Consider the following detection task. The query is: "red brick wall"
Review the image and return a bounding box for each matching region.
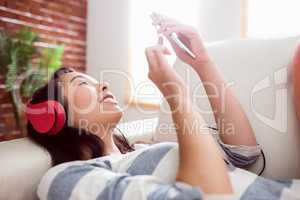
[0,0,87,141]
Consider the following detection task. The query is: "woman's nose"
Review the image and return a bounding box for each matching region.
[98,82,109,92]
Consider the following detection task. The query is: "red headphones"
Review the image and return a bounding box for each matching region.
[25,100,66,135]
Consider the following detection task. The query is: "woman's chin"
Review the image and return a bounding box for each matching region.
[98,100,120,110]
[102,103,123,115]
[111,104,123,115]
[111,105,123,117]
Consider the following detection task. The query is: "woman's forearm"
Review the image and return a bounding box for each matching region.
[192,61,257,146]
[160,80,233,194]
[145,44,232,194]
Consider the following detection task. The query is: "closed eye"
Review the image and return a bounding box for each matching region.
[78,81,88,86]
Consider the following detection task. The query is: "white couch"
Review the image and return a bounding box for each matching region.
[0,118,159,200]
[1,37,300,200]
[156,36,300,180]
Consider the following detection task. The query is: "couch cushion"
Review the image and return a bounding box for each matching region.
[0,138,51,200]
[155,37,300,179]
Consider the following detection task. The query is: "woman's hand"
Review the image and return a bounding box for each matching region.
[145,40,185,97]
[156,19,211,67]
[145,43,171,87]
[158,20,258,148]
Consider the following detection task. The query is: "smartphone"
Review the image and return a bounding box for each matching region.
[150,12,196,59]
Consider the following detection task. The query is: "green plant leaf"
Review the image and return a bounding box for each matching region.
[15,27,38,45]
[2,27,39,94]
[1,26,64,98]
[39,45,64,78]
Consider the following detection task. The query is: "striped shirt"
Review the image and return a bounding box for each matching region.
[37,142,300,200]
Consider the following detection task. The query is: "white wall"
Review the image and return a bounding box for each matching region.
[198,0,243,42]
[87,0,130,105]
[87,0,243,121]
[87,0,159,122]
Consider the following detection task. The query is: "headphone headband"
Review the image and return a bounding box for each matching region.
[25,100,66,135]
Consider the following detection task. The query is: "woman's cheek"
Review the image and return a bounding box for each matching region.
[73,87,97,110]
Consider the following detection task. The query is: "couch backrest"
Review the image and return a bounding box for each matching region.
[156,37,300,179]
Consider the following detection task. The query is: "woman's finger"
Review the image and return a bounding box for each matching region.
[146,45,171,63]
[164,26,185,35]
[156,45,172,55]
[157,24,176,34]
[164,47,172,55]
[161,18,178,27]
[158,36,163,45]
[157,19,178,32]
[153,47,169,66]
[145,47,157,67]
[161,25,197,38]
[157,33,184,56]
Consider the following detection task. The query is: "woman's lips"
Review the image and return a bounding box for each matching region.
[100,94,118,104]
[103,97,118,104]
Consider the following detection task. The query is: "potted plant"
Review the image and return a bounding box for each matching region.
[0,27,64,134]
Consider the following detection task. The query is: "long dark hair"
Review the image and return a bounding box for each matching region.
[27,67,134,165]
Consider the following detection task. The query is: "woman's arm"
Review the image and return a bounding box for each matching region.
[145,44,233,194]
[192,61,257,146]
[159,22,257,146]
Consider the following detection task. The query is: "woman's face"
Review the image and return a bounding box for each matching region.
[60,71,123,134]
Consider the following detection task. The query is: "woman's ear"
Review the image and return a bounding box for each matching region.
[292,43,300,120]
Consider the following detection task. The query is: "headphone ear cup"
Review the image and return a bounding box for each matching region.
[26,101,56,133]
[48,101,66,135]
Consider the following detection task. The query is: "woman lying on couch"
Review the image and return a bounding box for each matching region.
[27,20,299,200]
